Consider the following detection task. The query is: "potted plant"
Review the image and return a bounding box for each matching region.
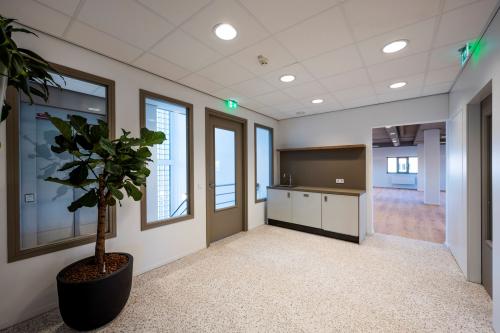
[0,16,60,123]
[45,113,165,331]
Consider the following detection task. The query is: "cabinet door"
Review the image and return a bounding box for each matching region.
[267,189,292,222]
[321,194,358,236]
[292,191,321,228]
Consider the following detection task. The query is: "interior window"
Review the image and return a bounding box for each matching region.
[255,125,273,201]
[387,156,418,174]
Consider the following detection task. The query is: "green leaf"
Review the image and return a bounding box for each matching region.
[105,162,122,175]
[124,182,142,201]
[99,137,115,156]
[58,160,82,171]
[0,103,10,122]
[48,115,72,139]
[46,177,98,188]
[69,115,88,134]
[68,189,98,212]
[140,127,166,146]
[109,186,124,200]
[69,165,89,185]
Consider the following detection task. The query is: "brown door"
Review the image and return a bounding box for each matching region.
[206,110,246,244]
[481,94,493,297]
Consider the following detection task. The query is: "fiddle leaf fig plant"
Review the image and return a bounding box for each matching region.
[0,15,61,122]
[46,114,165,273]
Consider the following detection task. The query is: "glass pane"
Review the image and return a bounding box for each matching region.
[408,157,418,173]
[145,97,188,223]
[398,157,408,173]
[19,74,107,250]
[256,127,272,200]
[215,128,236,210]
[387,157,397,173]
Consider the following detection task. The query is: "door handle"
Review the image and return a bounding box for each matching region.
[287,192,290,198]
[303,193,309,197]
[209,183,216,190]
[324,196,327,202]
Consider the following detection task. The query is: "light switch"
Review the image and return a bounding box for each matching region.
[336,179,345,184]
[24,193,35,203]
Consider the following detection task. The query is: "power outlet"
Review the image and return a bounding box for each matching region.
[336,178,345,184]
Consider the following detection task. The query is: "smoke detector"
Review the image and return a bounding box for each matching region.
[257,55,269,65]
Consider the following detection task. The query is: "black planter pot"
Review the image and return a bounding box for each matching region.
[56,252,133,331]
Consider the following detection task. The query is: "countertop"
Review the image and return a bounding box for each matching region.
[267,185,366,196]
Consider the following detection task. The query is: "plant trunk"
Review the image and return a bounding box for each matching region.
[95,176,107,273]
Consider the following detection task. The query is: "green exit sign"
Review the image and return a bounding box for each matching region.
[459,42,472,66]
[225,99,238,109]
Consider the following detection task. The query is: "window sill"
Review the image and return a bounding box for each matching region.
[141,214,194,231]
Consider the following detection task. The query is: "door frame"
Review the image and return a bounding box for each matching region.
[205,108,248,246]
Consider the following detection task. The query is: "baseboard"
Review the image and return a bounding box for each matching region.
[267,219,359,244]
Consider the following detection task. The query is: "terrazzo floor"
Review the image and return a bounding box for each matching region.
[2,225,493,332]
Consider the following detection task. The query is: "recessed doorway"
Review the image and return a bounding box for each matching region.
[372,122,446,243]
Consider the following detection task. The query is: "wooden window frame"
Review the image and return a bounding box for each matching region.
[254,123,274,203]
[139,89,194,231]
[7,63,117,263]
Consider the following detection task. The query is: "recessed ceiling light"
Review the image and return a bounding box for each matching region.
[280,74,295,83]
[385,126,391,129]
[389,81,407,89]
[382,40,408,54]
[312,99,323,104]
[213,23,237,40]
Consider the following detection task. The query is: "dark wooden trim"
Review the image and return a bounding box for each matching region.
[139,89,195,231]
[7,63,117,263]
[205,108,248,247]
[277,144,365,152]
[254,123,274,203]
[267,219,360,244]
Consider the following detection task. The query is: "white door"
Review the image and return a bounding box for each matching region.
[267,189,292,223]
[292,191,321,228]
[322,194,358,236]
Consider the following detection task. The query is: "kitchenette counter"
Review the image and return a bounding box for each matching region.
[267,185,365,196]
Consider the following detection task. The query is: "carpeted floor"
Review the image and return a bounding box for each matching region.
[3,225,492,332]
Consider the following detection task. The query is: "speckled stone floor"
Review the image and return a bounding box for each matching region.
[2,225,493,332]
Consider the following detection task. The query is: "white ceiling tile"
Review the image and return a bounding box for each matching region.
[151,29,222,72]
[429,42,464,70]
[342,0,440,41]
[367,52,429,82]
[136,0,211,26]
[341,96,380,109]
[377,89,422,103]
[275,101,306,113]
[179,73,224,94]
[275,6,353,61]
[37,0,80,16]
[422,81,454,95]
[425,66,460,85]
[434,0,497,47]
[240,98,266,111]
[65,21,143,62]
[334,85,376,103]
[1,0,71,36]
[261,63,315,88]
[373,73,425,95]
[239,0,340,33]
[253,91,292,106]
[443,0,477,12]
[181,0,269,56]
[213,87,250,104]
[302,45,363,79]
[357,18,436,66]
[319,68,371,92]
[282,81,327,99]
[231,78,276,97]
[197,58,254,86]
[77,0,174,50]
[230,38,296,75]
[132,53,190,80]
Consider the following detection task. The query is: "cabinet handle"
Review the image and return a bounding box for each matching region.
[303,193,309,197]
[287,192,290,198]
[324,196,327,202]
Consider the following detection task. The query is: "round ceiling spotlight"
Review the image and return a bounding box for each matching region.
[312,99,324,104]
[213,23,238,40]
[280,74,295,83]
[389,81,407,89]
[382,40,408,54]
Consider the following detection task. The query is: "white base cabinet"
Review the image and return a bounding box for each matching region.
[267,189,292,223]
[321,194,358,237]
[292,191,321,228]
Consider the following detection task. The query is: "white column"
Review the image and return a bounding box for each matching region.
[424,129,440,205]
[417,143,425,192]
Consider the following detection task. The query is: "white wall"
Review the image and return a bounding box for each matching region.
[448,3,500,330]
[0,32,278,329]
[278,95,449,234]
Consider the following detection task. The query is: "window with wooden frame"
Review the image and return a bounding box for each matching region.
[254,124,273,202]
[139,90,194,231]
[6,64,116,262]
